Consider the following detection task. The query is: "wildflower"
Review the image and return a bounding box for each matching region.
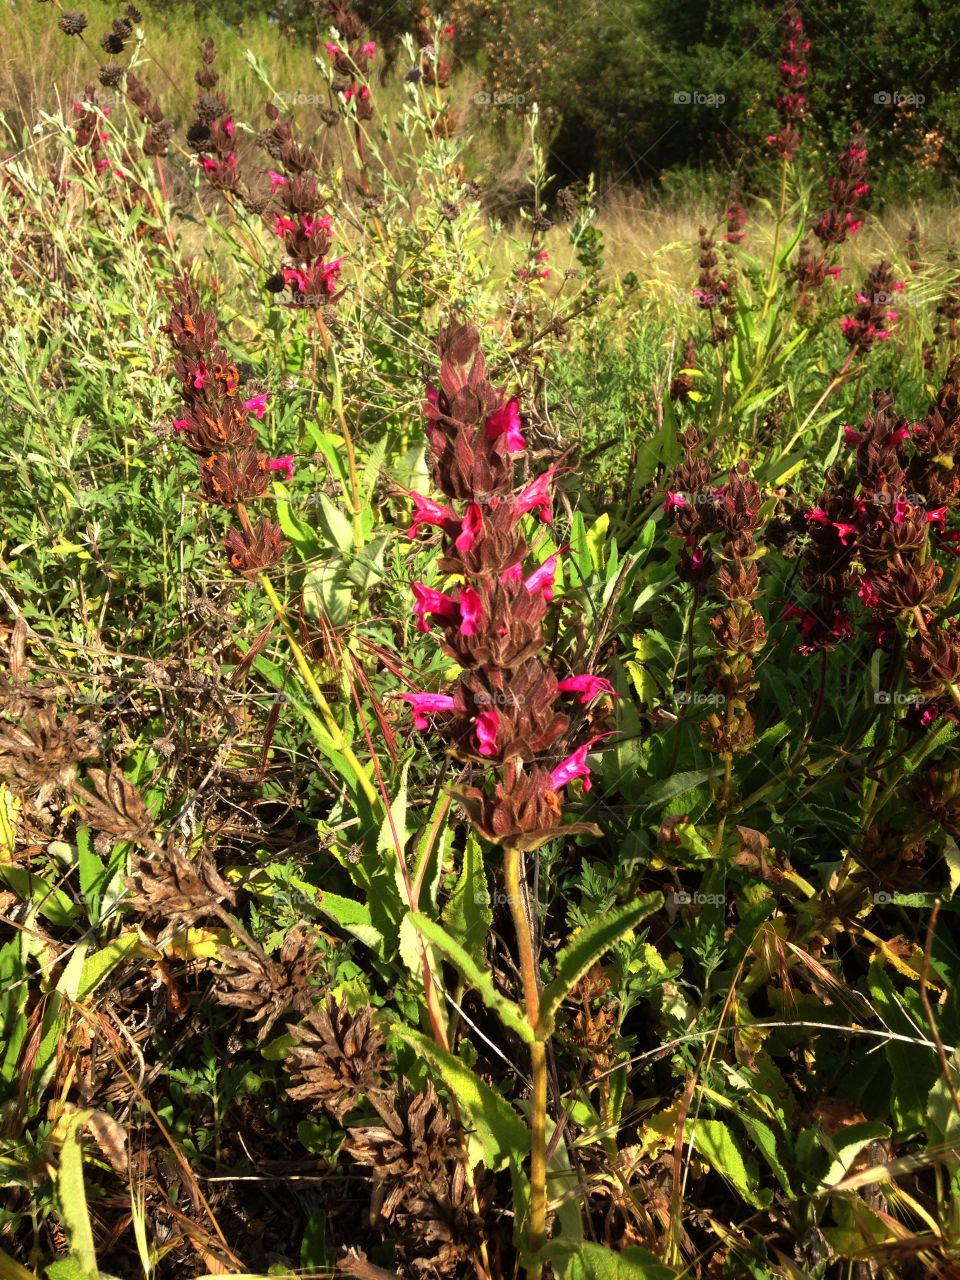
[664,491,687,514]
[401,692,456,729]
[557,675,616,704]
[486,400,526,453]
[268,455,294,481]
[268,170,286,193]
[515,469,556,522]
[412,583,459,633]
[476,710,499,755]
[550,741,597,792]
[524,555,559,602]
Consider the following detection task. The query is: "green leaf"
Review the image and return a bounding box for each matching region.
[441,832,491,969]
[315,493,354,557]
[818,1121,891,1189]
[693,1118,773,1210]
[77,931,144,1003]
[56,1110,98,1278]
[392,1027,529,1171]
[537,894,662,1035]
[542,1241,678,1279]
[409,913,533,1043]
[313,891,384,953]
[640,770,725,811]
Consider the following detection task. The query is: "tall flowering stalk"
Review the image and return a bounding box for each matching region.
[398,319,616,1269]
[164,279,290,576]
[794,126,868,316]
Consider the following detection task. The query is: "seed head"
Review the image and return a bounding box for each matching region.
[58,10,88,35]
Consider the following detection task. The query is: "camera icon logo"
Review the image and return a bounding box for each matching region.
[873,891,891,904]
[473,91,491,105]
[874,91,891,104]
[874,691,892,704]
[673,891,692,905]
[674,91,691,104]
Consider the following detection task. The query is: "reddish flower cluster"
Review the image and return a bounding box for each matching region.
[724,206,746,245]
[414,4,454,88]
[255,107,344,310]
[164,279,290,576]
[397,321,616,851]
[663,425,724,585]
[323,0,375,119]
[700,463,767,756]
[785,370,960,730]
[793,127,867,315]
[186,39,240,194]
[767,2,809,160]
[840,260,903,350]
[814,125,867,246]
[905,224,925,274]
[71,88,113,178]
[669,336,697,404]
[694,227,737,345]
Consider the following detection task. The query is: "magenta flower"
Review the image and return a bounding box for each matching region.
[402,692,456,729]
[268,170,286,194]
[664,490,687,514]
[833,522,859,545]
[557,674,616,704]
[245,393,270,419]
[321,258,344,291]
[459,584,483,635]
[456,502,483,553]
[408,492,458,539]
[550,739,600,792]
[223,118,234,137]
[501,563,524,585]
[844,426,862,444]
[412,583,459,633]
[476,709,499,756]
[524,554,559,602]
[361,41,376,56]
[323,42,339,58]
[274,214,297,237]
[927,507,948,531]
[486,400,526,453]
[268,455,294,482]
[283,267,308,291]
[425,382,439,405]
[515,468,556,522]
[193,362,207,390]
[174,418,190,434]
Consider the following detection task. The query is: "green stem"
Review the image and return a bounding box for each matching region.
[258,572,378,807]
[504,844,547,1278]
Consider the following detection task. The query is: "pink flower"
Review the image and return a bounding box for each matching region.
[892,424,912,444]
[515,467,556,522]
[806,508,829,524]
[283,267,308,291]
[409,492,458,539]
[557,675,616,704]
[456,502,483,553]
[459,584,482,635]
[268,170,286,194]
[844,427,862,444]
[412,583,458,633]
[476,709,499,755]
[268,455,294,481]
[486,399,526,453]
[324,42,340,58]
[223,117,234,137]
[921,707,939,728]
[550,739,601,793]
[501,563,524,585]
[361,41,376,57]
[244,393,269,419]
[833,521,858,545]
[926,507,948,531]
[173,419,190,434]
[321,257,343,291]
[826,266,841,279]
[524,554,558,602]
[193,362,207,390]
[274,214,297,237]
[201,156,217,174]
[402,692,456,729]
[664,490,687,514]
[425,381,439,405]
[444,23,455,37]
[537,249,549,261]
[840,317,857,337]
[858,577,879,608]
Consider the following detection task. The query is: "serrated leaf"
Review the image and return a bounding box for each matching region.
[56,1110,98,1277]
[537,894,662,1035]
